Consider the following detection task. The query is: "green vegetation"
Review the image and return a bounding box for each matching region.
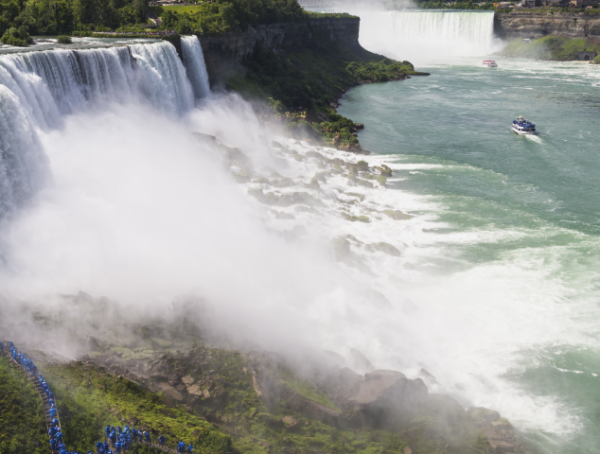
[1,26,33,46]
[149,0,305,35]
[0,0,309,44]
[500,36,600,60]
[278,364,340,411]
[40,361,231,453]
[0,357,47,454]
[56,34,72,43]
[228,41,423,148]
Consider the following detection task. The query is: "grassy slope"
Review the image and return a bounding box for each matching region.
[40,362,230,453]
[500,36,600,60]
[24,342,495,454]
[0,357,48,454]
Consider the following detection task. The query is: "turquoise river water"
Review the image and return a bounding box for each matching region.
[338,58,600,454]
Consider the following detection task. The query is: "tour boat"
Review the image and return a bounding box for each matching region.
[483,60,497,67]
[512,116,537,135]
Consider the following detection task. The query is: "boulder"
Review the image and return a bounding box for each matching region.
[182,375,195,385]
[187,384,204,396]
[383,209,412,220]
[159,382,183,401]
[371,242,401,257]
[346,370,428,428]
[467,407,531,454]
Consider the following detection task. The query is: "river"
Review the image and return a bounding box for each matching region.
[338,57,600,454]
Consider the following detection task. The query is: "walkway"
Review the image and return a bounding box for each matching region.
[0,340,205,454]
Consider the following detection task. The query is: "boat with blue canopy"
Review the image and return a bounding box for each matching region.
[512,116,537,135]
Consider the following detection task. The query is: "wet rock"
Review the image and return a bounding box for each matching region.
[182,375,195,385]
[355,178,374,189]
[272,177,295,188]
[383,209,412,220]
[341,213,370,223]
[467,407,531,454]
[313,172,329,183]
[346,370,428,428]
[371,242,401,257]
[306,150,324,160]
[187,384,202,396]
[308,177,320,189]
[159,382,183,401]
[261,191,324,207]
[282,386,341,426]
[376,175,388,187]
[356,160,369,172]
[375,165,393,177]
[282,415,299,429]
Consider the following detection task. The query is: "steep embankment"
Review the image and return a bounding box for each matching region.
[495,12,600,39]
[198,16,362,84]
[196,15,423,149]
[0,356,47,454]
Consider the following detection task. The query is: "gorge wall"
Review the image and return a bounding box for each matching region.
[495,12,600,39]
[197,16,361,86]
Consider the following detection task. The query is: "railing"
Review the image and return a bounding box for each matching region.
[1,340,232,454]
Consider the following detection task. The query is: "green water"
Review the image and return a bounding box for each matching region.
[338,59,600,453]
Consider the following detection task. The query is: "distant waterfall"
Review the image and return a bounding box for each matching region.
[0,40,198,223]
[353,10,497,64]
[181,36,211,100]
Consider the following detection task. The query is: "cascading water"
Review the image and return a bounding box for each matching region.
[181,36,211,100]
[129,41,195,114]
[0,40,206,224]
[0,85,48,224]
[349,10,498,64]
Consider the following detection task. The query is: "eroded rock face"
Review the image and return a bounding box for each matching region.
[495,12,600,39]
[199,18,361,86]
[345,370,428,428]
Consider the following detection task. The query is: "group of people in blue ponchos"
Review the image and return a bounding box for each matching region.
[2,339,195,454]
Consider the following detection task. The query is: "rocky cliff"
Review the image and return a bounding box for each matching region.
[495,12,600,39]
[197,16,361,86]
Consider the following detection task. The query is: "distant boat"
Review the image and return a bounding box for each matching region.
[483,60,497,67]
[512,116,537,135]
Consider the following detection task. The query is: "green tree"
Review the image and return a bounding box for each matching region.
[73,0,98,25]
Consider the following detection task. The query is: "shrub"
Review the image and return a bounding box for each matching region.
[1,27,33,47]
[57,35,72,44]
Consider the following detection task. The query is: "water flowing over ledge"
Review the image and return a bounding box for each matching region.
[0,39,210,223]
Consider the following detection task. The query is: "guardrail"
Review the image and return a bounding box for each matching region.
[0,339,233,454]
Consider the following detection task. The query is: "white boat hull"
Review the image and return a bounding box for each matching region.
[512,126,537,135]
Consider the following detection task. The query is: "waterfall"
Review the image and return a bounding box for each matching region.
[129,41,195,115]
[0,40,199,223]
[352,10,497,64]
[0,85,48,223]
[181,36,211,100]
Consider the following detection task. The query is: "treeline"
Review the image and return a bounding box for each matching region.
[0,0,306,44]
[155,0,305,35]
[0,0,148,37]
